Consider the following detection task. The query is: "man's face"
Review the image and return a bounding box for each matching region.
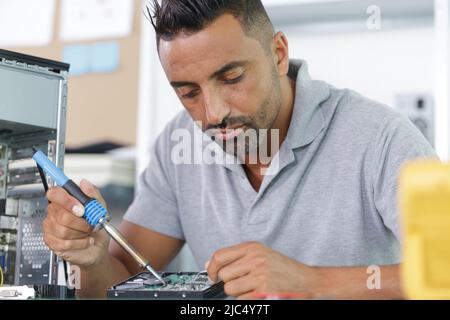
[159,14,282,158]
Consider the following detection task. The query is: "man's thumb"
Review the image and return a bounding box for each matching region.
[79,179,106,208]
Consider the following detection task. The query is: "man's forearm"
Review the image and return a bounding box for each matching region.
[77,254,131,299]
[314,264,404,299]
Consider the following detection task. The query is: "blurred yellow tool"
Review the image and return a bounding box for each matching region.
[400,160,450,299]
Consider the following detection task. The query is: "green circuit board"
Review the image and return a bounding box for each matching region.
[143,272,211,291]
[108,271,226,299]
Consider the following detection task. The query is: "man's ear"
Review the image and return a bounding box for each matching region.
[271,31,290,77]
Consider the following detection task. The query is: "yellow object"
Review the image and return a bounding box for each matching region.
[0,265,3,287]
[400,160,450,299]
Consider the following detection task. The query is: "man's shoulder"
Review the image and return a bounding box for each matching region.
[326,85,435,156]
[336,87,399,120]
[154,109,195,145]
[164,109,195,133]
[151,109,208,169]
[327,85,411,136]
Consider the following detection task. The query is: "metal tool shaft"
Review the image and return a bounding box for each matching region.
[100,219,166,285]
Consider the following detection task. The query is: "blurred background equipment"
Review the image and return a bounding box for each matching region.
[400,160,450,299]
[0,285,35,299]
[0,0,141,148]
[0,49,69,286]
[395,93,435,146]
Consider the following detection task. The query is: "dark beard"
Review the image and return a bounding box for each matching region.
[206,66,282,158]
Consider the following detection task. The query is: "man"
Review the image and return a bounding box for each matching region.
[43,0,436,299]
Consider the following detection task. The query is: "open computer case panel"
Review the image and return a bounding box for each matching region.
[0,49,69,286]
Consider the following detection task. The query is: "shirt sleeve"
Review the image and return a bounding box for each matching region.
[123,131,184,240]
[372,114,438,243]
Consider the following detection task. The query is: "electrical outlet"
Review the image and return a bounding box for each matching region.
[395,93,434,147]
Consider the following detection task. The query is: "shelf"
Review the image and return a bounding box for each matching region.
[263,0,434,27]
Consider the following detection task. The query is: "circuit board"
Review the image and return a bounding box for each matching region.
[107,271,226,299]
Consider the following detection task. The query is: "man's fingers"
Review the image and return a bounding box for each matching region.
[217,258,252,283]
[237,292,259,300]
[47,187,84,217]
[44,232,92,252]
[80,179,107,208]
[43,217,89,240]
[208,248,247,282]
[208,242,259,282]
[223,275,258,297]
[47,203,92,233]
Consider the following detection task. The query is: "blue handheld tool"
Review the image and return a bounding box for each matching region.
[33,149,165,285]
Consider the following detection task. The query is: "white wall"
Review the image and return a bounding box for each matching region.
[283,25,435,108]
[136,17,183,175]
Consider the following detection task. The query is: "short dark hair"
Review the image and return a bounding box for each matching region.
[146,0,275,50]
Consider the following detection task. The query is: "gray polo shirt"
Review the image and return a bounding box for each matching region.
[124,60,436,269]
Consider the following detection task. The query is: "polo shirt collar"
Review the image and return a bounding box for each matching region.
[286,59,330,150]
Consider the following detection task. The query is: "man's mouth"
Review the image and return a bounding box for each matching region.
[214,125,246,142]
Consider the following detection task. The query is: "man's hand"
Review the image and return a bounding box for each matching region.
[206,242,324,299]
[43,179,110,269]
[207,242,405,299]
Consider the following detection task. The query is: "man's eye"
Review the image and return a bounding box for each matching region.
[182,89,200,99]
[223,73,244,84]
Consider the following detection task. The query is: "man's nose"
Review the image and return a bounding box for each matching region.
[203,90,230,127]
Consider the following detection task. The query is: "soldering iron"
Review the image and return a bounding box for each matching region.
[32,148,166,285]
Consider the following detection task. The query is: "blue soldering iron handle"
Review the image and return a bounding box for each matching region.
[32,149,108,226]
[32,149,91,206]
